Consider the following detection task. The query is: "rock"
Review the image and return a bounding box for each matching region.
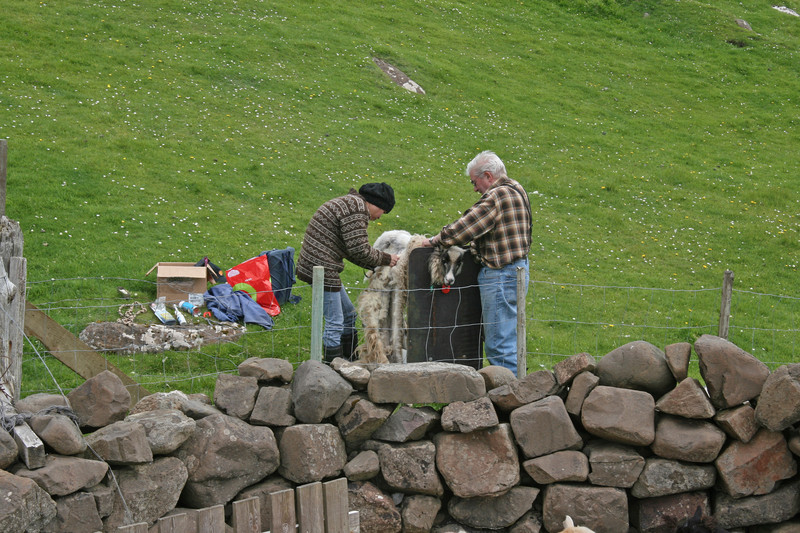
[522,450,589,484]
[401,494,442,533]
[237,357,293,383]
[630,491,709,533]
[716,479,800,529]
[655,377,715,419]
[584,441,644,488]
[553,352,596,386]
[213,374,259,420]
[291,360,353,423]
[14,393,69,415]
[488,369,560,413]
[43,491,102,533]
[343,450,380,481]
[664,342,691,381]
[510,396,582,459]
[250,386,296,427]
[509,510,543,533]
[125,408,196,455]
[694,334,770,409]
[715,404,758,443]
[129,390,221,419]
[630,457,716,498]
[103,457,188,531]
[478,365,516,391]
[0,470,56,533]
[435,424,520,498]
[378,441,443,496]
[278,424,346,484]
[448,486,539,530]
[371,405,440,443]
[542,484,628,533]
[12,455,108,497]
[715,428,797,498]
[755,363,800,431]
[174,413,279,507]
[233,475,293,533]
[67,370,131,429]
[28,413,86,456]
[368,362,486,404]
[565,371,599,417]
[348,481,402,533]
[581,386,655,446]
[0,428,18,469]
[441,397,498,433]
[84,420,153,465]
[650,415,727,463]
[337,398,392,450]
[333,359,372,390]
[596,340,675,398]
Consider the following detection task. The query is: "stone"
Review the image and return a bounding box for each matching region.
[367,362,486,404]
[86,482,114,518]
[67,370,131,429]
[655,377,715,419]
[488,369,560,412]
[664,342,691,381]
[755,363,800,431]
[694,334,770,409]
[129,390,221,420]
[343,450,380,481]
[237,357,293,382]
[12,454,108,497]
[434,424,520,498]
[84,420,154,464]
[233,475,293,533]
[333,360,372,390]
[401,494,442,533]
[716,479,800,530]
[581,386,655,446]
[0,470,56,533]
[28,413,86,456]
[715,428,797,498]
[584,441,645,488]
[174,413,279,507]
[441,396,498,433]
[542,484,628,533]
[379,441,443,496]
[715,404,758,443]
[291,360,353,423]
[348,481,401,533]
[0,428,18,469]
[522,450,589,484]
[651,415,727,463]
[510,396,582,459]
[125,408,196,455]
[478,365,517,391]
[565,370,599,417]
[278,423,346,484]
[103,457,188,531]
[337,398,392,450]
[596,340,675,398]
[42,491,103,533]
[14,393,69,415]
[630,458,716,498]
[249,386,296,427]
[630,491,709,533]
[213,373,259,420]
[371,405,440,443]
[448,486,539,530]
[553,352,597,386]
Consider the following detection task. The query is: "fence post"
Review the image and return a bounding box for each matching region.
[0,139,6,217]
[310,265,324,361]
[516,266,527,377]
[718,269,734,339]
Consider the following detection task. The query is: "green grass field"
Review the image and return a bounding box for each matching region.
[4,0,798,398]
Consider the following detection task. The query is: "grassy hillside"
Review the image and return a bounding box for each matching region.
[4,1,799,395]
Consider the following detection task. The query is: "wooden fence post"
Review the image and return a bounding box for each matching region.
[718,270,734,339]
[310,265,324,361]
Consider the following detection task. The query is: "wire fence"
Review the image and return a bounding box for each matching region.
[19,274,800,400]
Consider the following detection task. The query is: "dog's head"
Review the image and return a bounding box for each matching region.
[429,245,465,286]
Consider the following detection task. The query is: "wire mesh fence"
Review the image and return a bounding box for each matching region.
[19,274,800,400]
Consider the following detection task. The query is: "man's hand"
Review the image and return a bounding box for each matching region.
[389,254,400,267]
[422,238,434,248]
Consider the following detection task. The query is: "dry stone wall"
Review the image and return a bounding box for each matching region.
[2,334,800,532]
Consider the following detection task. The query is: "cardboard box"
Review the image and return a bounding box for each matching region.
[146,262,208,304]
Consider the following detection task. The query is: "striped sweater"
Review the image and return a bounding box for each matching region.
[296,189,391,289]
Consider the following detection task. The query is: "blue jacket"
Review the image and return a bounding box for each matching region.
[204,283,274,330]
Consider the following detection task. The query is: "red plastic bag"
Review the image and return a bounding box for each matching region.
[226,255,281,316]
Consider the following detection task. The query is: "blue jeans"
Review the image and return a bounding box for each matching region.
[478,258,529,376]
[323,287,357,348]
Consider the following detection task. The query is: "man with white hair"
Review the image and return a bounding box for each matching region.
[427,151,532,375]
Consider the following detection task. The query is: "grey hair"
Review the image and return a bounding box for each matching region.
[465,150,507,179]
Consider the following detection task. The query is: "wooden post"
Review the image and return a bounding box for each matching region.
[516,266,527,378]
[310,265,324,361]
[0,139,7,217]
[718,270,734,339]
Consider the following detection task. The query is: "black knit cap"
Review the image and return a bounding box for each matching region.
[359,182,395,213]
